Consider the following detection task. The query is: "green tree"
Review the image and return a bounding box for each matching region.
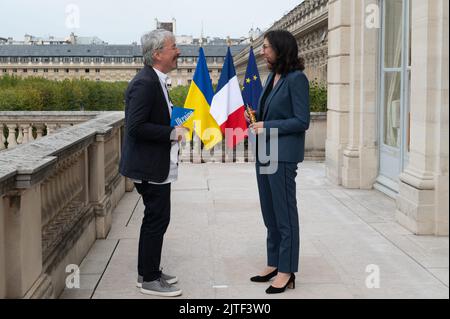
[309,80,327,112]
[169,85,190,106]
[0,75,128,111]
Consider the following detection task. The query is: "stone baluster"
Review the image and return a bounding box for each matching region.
[16,125,23,145]
[179,141,192,163]
[34,124,45,140]
[19,124,30,144]
[211,140,223,163]
[235,139,246,163]
[28,125,35,142]
[0,126,5,150]
[247,142,256,162]
[45,123,58,135]
[224,139,234,163]
[192,133,202,164]
[6,124,17,148]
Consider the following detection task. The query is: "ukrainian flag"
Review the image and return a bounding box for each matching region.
[183,47,222,150]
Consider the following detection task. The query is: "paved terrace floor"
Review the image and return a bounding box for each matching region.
[61,162,449,299]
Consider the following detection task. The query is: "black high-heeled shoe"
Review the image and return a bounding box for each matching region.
[250,268,278,282]
[265,273,295,294]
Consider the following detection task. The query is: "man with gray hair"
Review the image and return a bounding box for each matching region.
[119,29,186,297]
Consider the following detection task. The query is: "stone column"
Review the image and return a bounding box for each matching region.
[342,0,379,189]
[358,0,379,189]
[88,134,111,239]
[3,185,47,298]
[326,0,351,185]
[342,0,363,188]
[396,0,449,235]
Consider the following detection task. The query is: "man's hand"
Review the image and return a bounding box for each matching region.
[249,122,264,135]
[172,126,189,142]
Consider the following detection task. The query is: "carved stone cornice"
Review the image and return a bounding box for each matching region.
[234,0,329,84]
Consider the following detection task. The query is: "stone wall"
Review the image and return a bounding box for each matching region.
[327,0,448,235]
[396,0,449,235]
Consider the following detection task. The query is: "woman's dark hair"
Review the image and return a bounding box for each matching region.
[264,30,305,74]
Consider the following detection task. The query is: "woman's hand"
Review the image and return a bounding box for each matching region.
[249,122,264,135]
[244,109,257,123]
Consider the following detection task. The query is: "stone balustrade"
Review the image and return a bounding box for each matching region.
[0,111,125,298]
[0,111,104,150]
[179,112,326,163]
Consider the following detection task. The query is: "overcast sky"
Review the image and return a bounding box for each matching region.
[1,0,304,44]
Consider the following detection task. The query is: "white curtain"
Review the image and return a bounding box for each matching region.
[384,0,403,147]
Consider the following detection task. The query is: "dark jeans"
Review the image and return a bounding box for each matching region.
[134,182,171,282]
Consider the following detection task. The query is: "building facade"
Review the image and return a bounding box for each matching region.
[0,44,245,85]
[234,0,328,85]
[1,33,107,45]
[327,0,448,235]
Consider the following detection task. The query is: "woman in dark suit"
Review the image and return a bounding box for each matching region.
[245,30,310,294]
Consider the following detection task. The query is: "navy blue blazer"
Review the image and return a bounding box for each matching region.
[257,70,310,163]
[119,65,174,183]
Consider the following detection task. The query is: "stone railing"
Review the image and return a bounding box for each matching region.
[178,112,326,163]
[0,111,104,150]
[0,111,125,298]
[305,112,326,160]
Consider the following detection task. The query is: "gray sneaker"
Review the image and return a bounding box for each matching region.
[137,273,178,288]
[140,278,182,297]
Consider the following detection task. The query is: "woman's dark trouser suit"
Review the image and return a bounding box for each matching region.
[256,161,300,273]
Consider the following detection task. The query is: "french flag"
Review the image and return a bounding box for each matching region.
[210,47,248,148]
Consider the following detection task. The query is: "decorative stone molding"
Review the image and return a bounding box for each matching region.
[234,0,328,85]
[23,273,54,299]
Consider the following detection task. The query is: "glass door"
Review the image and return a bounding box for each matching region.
[377,0,411,196]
